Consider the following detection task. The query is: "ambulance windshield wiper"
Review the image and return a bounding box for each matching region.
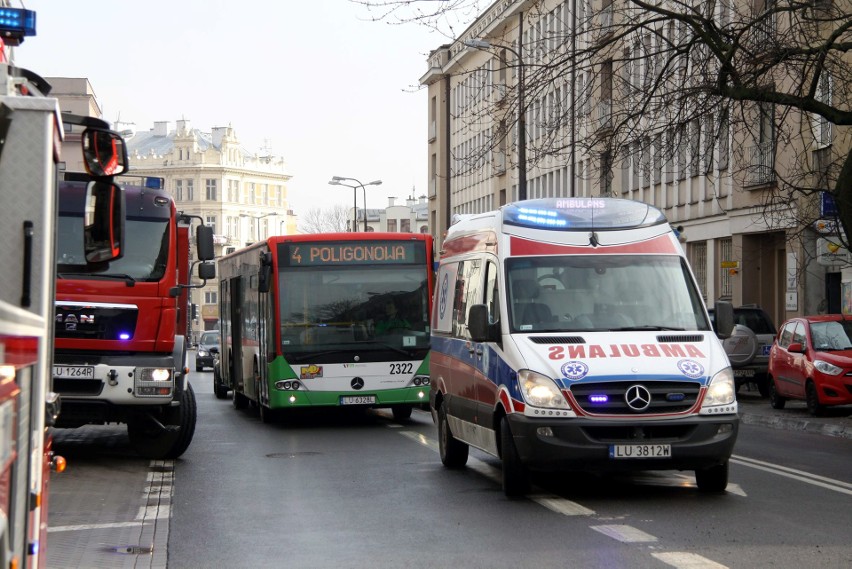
[611,325,685,331]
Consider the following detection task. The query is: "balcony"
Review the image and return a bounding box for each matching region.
[744,142,776,187]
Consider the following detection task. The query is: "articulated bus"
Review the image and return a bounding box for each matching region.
[216,233,434,422]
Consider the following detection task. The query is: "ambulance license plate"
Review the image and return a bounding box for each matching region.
[733,369,755,377]
[609,444,671,459]
[53,365,95,379]
[340,395,376,405]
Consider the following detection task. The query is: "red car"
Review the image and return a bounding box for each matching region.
[767,314,852,415]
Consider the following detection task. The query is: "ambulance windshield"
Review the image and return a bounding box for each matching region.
[507,255,710,332]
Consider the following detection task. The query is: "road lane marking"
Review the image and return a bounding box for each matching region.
[48,521,146,533]
[591,524,657,543]
[731,454,852,496]
[531,494,595,516]
[652,552,729,568]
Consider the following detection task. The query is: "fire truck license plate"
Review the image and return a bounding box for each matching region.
[340,395,376,405]
[609,444,671,459]
[53,365,95,379]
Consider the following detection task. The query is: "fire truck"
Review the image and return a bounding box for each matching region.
[51,171,216,459]
[0,7,129,567]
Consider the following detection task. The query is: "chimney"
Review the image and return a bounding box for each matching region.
[388,197,396,207]
[153,121,170,136]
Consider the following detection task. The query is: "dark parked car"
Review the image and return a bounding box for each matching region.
[768,314,852,416]
[195,331,220,371]
[709,304,777,397]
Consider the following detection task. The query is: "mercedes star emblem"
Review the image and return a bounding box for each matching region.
[351,377,365,390]
[624,384,652,411]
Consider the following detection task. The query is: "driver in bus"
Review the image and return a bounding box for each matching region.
[375,300,411,335]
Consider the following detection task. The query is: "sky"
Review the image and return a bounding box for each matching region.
[13,0,455,215]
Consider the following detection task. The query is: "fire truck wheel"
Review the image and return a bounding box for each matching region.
[500,416,530,498]
[438,403,468,468]
[128,383,198,460]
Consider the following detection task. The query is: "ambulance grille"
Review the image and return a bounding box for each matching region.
[570,381,701,415]
[657,334,704,343]
[529,336,585,344]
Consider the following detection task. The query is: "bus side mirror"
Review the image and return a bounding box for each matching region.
[469,304,497,343]
[81,128,128,177]
[196,225,215,261]
[84,181,125,263]
[714,300,735,340]
[198,261,215,280]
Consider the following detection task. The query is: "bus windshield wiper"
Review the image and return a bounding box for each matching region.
[57,272,136,286]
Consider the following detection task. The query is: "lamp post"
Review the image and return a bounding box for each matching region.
[328,176,383,231]
[464,34,527,201]
[239,212,276,243]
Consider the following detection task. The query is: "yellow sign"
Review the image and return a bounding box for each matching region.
[720,261,739,269]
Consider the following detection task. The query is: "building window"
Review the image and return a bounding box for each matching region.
[719,238,733,299]
[175,179,183,201]
[387,219,397,232]
[206,179,217,201]
[204,290,217,304]
[205,215,217,234]
[186,179,194,201]
[689,241,708,300]
[248,183,255,205]
[401,219,411,233]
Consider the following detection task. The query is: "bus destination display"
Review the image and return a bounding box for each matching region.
[281,241,424,267]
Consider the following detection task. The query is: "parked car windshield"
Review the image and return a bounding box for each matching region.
[810,321,852,351]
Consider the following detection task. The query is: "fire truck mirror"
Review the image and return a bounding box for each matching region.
[196,225,215,261]
[84,181,125,263]
[198,261,216,281]
[81,128,129,177]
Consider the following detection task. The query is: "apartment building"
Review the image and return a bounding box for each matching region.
[125,119,296,334]
[420,0,851,325]
[350,195,430,233]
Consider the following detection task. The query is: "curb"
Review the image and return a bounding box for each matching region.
[739,411,852,440]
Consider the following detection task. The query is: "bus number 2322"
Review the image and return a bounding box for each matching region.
[389,363,413,375]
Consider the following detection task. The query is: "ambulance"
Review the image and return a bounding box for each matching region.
[430,197,738,496]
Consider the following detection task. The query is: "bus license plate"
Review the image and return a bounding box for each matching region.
[340,395,376,406]
[53,365,95,379]
[610,444,671,459]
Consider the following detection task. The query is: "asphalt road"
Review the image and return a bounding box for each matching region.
[46,371,852,568]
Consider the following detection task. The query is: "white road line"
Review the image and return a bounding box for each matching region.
[48,521,146,533]
[591,524,657,543]
[652,552,729,569]
[531,494,596,516]
[731,454,852,496]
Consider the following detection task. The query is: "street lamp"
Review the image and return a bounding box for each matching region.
[464,36,527,201]
[239,212,276,243]
[328,176,383,231]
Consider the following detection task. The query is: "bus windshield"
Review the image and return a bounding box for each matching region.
[56,215,170,281]
[278,264,431,356]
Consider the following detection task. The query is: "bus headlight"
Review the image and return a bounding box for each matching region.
[519,370,569,409]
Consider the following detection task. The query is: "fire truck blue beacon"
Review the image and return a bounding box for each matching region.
[430,198,738,496]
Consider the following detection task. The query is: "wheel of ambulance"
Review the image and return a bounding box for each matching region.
[500,416,530,497]
[128,382,198,460]
[768,377,786,409]
[391,405,412,422]
[695,461,728,493]
[805,381,826,417]
[438,403,468,468]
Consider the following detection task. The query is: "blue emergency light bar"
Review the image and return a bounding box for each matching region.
[503,198,668,231]
[0,8,36,40]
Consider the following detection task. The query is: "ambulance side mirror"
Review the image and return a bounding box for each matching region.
[84,180,125,263]
[714,300,735,340]
[469,304,497,342]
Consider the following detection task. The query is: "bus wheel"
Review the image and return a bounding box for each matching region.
[128,383,197,459]
[232,389,249,410]
[500,416,529,498]
[438,404,468,468]
[213,364,228,400]
[391,405,412,421]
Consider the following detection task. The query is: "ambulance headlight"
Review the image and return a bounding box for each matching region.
[519,370,569,409]
[701,368,736,408]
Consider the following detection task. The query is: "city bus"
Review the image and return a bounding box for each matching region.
[216,233,434,422]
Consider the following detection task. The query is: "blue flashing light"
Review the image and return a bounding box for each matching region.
[589,394,609,404]
[503,198,668,231]
[118,332,131,340]
[0,8,36,38]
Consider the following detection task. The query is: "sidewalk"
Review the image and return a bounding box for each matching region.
[736,386,852,439]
